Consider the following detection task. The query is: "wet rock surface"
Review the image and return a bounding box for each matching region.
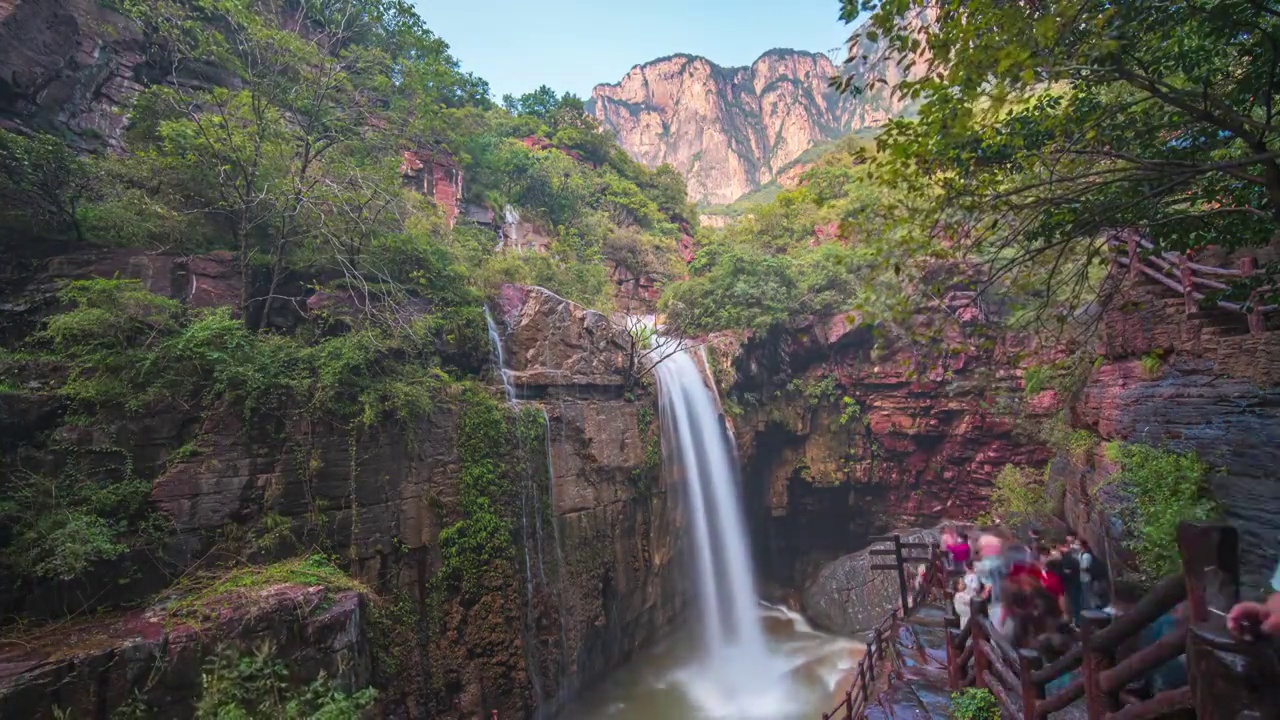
[801,528,937,634]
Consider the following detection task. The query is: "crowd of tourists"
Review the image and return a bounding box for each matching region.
[934,523,1280,700]
[939,525,1189,698]
[943,527,1103,639]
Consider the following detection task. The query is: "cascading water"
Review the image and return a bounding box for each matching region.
[653,343,801,718]
[483,304,570,717]
[484,306,516,402]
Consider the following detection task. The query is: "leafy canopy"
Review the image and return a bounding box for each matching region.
[841,0,1280,321]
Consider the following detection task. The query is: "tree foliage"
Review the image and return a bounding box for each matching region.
[660,139,937,335]
[841,0,1280,325]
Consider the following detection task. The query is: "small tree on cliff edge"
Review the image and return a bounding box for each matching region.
[840,0,1280,328]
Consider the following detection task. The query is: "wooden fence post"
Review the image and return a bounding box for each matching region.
[1176,521,1239,624]
[1178,521,1251,719]
[970,597,989,690]
[1241,254,1264,334]
[1180,253,1195,314]
[945,605,961,689]
[1126,233,1139,281]
[1018,648,1045,720]
[893,534,910,613]
[1081,610,1117,720]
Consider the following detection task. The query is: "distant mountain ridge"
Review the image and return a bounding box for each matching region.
[588,42,917,205]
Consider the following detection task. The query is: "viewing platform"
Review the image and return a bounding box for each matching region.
[823,523,1280,720]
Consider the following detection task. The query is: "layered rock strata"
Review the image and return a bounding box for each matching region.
[1051,275,1280,594]
[0,251,682,717]
[712,313,1052,590]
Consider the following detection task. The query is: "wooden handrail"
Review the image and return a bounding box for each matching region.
[819,540,945,719]
[936,522,1280,720]
[1107,234,1277,330]
[1087,574,1186,650]
[1030,643,1081,684]
[1098,624,1186,694]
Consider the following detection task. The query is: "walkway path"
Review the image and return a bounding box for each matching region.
[864,605,950,720]
[865,603,1089,720]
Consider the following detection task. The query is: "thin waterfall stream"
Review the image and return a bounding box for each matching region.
[484,305,568,718]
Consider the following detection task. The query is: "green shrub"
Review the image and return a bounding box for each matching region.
[0,440,165,582]
[1139,351,1163,379]
[194,642,376,719]
[950,687,1000,720]
[989,464,1053,530]
[438,386,517,596]
[1023,364,1049,396]
[1104,442,1217,581]
[3,279,459,588]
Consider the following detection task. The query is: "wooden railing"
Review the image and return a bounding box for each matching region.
[1109,231,1276,333]
[822,610,897,720]
[943,522,1280,719]
[821,535,944,720]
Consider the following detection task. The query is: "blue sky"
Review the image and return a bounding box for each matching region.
[414,0,857,100]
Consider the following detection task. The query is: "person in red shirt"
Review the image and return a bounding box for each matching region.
[947,532,972,568]
[1041,549,1068,618]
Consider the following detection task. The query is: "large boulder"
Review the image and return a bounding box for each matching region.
[801,528,938,635]
[493,284,631,391]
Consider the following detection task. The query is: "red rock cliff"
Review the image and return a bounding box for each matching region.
[711,312,1052,588]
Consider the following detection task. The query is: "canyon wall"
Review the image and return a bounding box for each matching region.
[720,261,1280,602]
[0,250,682,718]
[708,311,1052,591]
[1051,273,1280,595]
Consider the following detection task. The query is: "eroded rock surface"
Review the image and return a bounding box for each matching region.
[0,584,369,720]
[0,0,146,150]
[1054,276,1280,593]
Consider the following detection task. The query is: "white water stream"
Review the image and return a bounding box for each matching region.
[560,341,861,720]
[485,309,857,719]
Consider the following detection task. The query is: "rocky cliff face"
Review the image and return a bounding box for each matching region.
[590,50,885,205]
[1050,272,1280,595]
[0,0,149,151]
[709,309,1052,590]
[590,20,925,206]
[0,251,682,718]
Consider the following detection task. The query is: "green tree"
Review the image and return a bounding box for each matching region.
[841,0,1280,319]
[501,84,562,120]
[0,129,99,241]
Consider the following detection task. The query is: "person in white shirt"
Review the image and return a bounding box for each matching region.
[954,577,973,626]
[1076,538,1095,611]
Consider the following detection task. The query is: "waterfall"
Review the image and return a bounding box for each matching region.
[483,306,516,402]
[654,344,799,717]
[482,304,569,717]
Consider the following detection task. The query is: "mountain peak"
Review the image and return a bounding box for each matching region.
[589,46,913,205]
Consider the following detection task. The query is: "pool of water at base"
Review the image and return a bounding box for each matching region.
[557,602,865,720]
